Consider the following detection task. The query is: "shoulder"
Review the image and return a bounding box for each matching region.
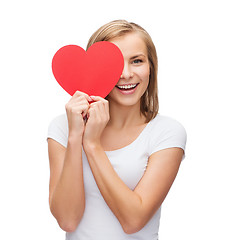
[47,113,68,148]
[48,113,68,133]
[149,114,186,134]
[49,113,68,126]
[147,114,187,156]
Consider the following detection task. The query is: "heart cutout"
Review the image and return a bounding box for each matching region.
[52,42,124,97]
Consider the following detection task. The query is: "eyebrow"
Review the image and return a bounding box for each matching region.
[130,54,146,59]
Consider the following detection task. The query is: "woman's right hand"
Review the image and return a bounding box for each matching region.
[65,91,92,137]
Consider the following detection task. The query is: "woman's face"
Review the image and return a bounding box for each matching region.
[107,32,150,107]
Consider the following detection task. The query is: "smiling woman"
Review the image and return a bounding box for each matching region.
[107,32,150,106]
[47,19,187,240]
[87,20,159,123]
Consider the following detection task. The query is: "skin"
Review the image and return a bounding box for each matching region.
[48,32,184,233]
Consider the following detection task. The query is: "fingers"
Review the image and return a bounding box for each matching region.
[66,92,109,120]
[89,95,106,102]
[88,96,109,122]
[89,97,108,111]
[89,96,109,112]
[65,91,91,118]
[73,91,92,102]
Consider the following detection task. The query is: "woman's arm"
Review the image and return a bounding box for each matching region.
[83,96,184,234]
[84,143,183,234]
[48,134,85,233]
[48,91,92,232]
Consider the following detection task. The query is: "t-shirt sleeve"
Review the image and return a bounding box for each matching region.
[46,114,69,148]
[148,116,187,159]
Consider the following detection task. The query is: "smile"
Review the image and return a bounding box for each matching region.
[115,83,139,95]
[116,83,139,90]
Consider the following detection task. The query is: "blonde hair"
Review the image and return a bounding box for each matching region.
[87,20,159,123]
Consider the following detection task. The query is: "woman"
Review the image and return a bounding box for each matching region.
[47,20,187,240]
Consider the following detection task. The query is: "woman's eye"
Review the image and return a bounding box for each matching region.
[132,59,142,64]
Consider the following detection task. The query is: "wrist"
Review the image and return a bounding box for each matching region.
[83,140,102,153]
[68,132,83,145]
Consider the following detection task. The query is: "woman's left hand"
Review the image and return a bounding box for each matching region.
[82,96,110,151]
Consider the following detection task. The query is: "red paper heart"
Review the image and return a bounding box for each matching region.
[52,42,124,97]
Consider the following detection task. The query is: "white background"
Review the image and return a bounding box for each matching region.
[0,0,239,239]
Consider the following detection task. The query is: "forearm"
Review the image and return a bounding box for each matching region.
[50,134,85,231]
[84,144,144,233]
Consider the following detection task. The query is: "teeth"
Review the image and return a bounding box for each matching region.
[117,84,137,89]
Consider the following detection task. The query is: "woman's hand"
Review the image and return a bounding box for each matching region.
[65,91,92,137]
[83,96,110,150]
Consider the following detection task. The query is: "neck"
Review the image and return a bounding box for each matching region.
[107,100,146,130]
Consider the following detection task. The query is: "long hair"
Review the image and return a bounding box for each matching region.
[87,20,159,122]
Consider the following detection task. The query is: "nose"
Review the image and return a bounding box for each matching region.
[120,62,133,80]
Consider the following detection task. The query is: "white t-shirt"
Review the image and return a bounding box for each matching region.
[47,113,187,240]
